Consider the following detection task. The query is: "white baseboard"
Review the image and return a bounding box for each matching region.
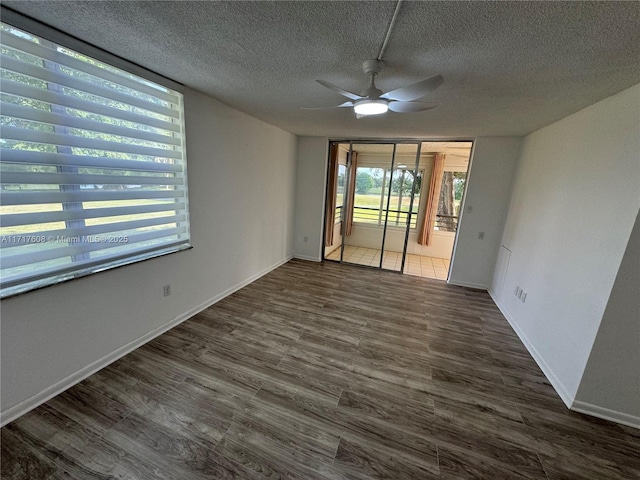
[448,279,487,290]
[571,400,640,429]
[490,289,639,429]
[293,254,321,262]
[0,255,293,427]
[488,289,575,408]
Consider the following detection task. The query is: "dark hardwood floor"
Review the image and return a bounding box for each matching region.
[2,259,638,479]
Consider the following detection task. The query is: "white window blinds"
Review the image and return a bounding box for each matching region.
[0,22,190,297]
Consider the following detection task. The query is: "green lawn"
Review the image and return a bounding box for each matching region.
[351,194,419,227]
[0,199,177,236]
[335,193,420,209]
[1,198,181,279]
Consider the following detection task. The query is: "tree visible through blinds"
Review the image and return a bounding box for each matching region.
[0,23,190,297]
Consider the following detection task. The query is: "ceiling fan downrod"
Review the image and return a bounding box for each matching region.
[361,59,384,99]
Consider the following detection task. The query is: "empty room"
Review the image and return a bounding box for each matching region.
[1,1,639,479]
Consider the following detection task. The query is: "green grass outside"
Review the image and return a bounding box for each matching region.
[335,193,420,209]
[0,199,177,236]
[1,198,182,279]
[351,194,419,227]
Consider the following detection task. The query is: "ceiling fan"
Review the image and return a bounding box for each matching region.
[305,58,443,118]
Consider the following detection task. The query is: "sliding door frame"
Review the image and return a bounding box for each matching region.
[338,141,353,264]
[323,137,476,283]
[377,143,397,269]
[325,140,422,272]
[399,142,422,273]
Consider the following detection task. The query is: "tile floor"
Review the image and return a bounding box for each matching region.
[325,245,450,280]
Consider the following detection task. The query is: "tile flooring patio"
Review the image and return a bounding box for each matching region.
[326,245,450,280]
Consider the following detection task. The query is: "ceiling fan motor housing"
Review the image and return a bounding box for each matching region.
[362,59,383,76]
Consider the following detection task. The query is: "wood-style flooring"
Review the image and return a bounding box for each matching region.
[2,259,639,479]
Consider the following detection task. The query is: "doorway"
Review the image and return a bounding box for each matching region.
[323,140,472,281]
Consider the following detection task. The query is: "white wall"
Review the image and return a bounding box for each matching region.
[293,136,328,261]
[448,137,522,288]
[0,87,298,425]
[574,209,640,427]
[490,84,640,414]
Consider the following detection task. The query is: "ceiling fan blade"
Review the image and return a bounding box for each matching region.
[388,101,439,113]
[316,80,363,100]
[381,74,444,102]
[302,101,353,110]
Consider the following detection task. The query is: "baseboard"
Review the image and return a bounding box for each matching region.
[0,255,293,427]
[448,279,487,290]
[488,289,575,408]
[571,400,640,429]
[293,254,321,262]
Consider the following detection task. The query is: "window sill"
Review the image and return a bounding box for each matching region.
[1,244,192,300]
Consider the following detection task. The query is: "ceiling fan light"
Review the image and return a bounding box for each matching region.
[353,99,389,115]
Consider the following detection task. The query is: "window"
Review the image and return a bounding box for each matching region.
[352,167,422,228]
[0,22,190,297]
[435,171,466,232]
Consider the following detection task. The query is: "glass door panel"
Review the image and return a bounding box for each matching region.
[325,141,421,273]
[324,142,349,261]
[341,143,394,268]
[381,143,420,272]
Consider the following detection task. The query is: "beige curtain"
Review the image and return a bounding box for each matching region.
[324,144,339,247]
[417,153,446,246]
[344,151,358,236]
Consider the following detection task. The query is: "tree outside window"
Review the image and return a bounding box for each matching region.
[351,167,422,228]
[436,171,466,232]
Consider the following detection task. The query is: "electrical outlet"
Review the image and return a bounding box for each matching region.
[514,285,520,296]
[521,292,527,303]
[163,284,171,297]
[478,231,485,240]
[303,236,309,243]
[467,205,473,213]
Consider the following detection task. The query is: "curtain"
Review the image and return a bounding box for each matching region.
[324,144,339,247]
[417,153,446,246]
[344,151,358,236]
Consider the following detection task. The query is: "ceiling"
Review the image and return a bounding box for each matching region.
[4,1,639,139]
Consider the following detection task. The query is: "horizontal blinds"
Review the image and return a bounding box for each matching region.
[0,22,190,295]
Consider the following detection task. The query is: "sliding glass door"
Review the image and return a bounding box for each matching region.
[381,142,420,272]
[325,141,422,272]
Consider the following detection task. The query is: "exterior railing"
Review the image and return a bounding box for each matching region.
[337,207,459,231]
[352,206,418,228]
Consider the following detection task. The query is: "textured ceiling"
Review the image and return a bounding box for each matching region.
[3,1,639,138]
